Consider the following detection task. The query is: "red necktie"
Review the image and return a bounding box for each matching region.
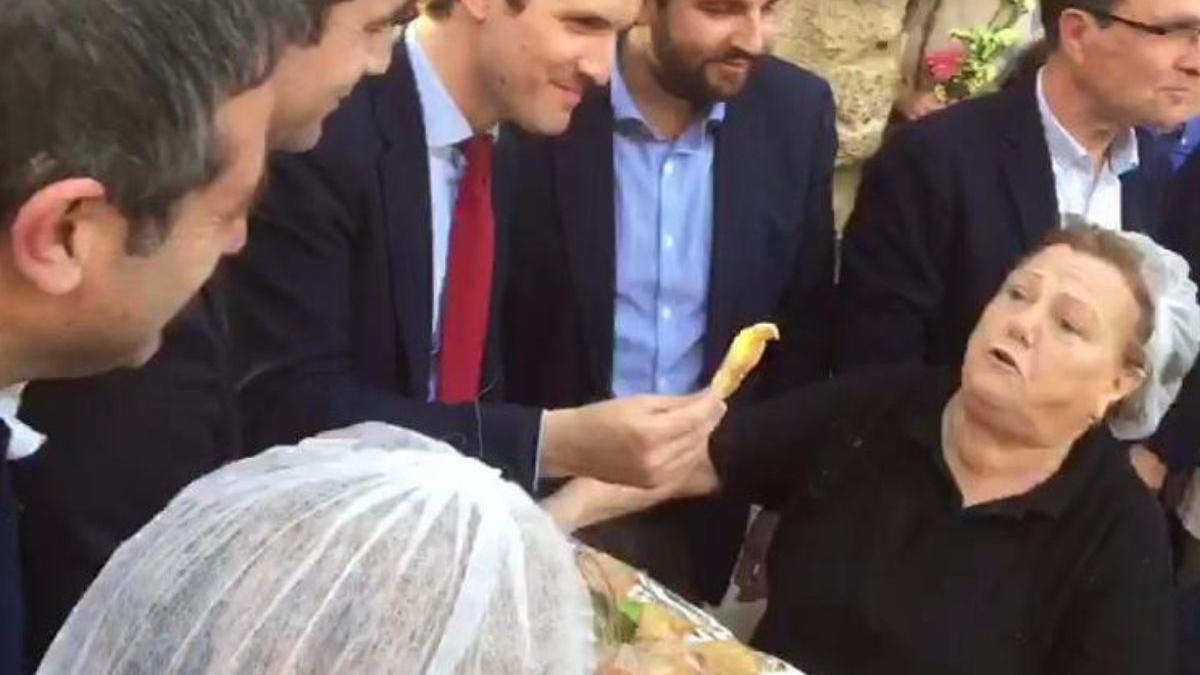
[438,135,495,403]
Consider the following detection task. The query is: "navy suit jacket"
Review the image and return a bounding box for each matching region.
[228,40,541,489]
[502,57,838,602]
[12,286,235,663]
[0,425,21,675]
[1157,151,1200,472]
[836,76,1172,373]
[836,75,1172,374]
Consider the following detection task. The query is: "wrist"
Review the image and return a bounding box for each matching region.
[540,408,580,478]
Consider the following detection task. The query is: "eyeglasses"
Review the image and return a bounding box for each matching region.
[1077,6,1200,48]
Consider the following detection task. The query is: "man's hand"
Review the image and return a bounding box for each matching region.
[540,390,725,488]
[1130,444,1168,493]
[543,443,722,532]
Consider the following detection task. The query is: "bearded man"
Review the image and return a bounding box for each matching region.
[501,0,837,604]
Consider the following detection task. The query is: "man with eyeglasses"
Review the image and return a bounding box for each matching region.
[837,0,1200,472]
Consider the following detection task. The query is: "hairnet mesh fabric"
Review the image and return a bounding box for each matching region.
[1107,229,1200,440]
[38,424,594,675]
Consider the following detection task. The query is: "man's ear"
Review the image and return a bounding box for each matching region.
[1056,8,1094,65]
[8,178,106,296]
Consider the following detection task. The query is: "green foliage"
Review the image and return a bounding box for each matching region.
[934,0,1035,102]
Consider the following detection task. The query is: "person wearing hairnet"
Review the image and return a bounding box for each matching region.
[550,225,1200,675]
[38,424,593,675]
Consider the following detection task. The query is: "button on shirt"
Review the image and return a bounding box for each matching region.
[1036,67,1139,232]
[405,30,483,399]
[611,63,725,397]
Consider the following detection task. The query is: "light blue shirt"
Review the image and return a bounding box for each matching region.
[406,29,473,399]
[610,62,725,397]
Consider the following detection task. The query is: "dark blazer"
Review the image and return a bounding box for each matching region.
[1155,150,1200,472]
[836,75,1172,372]
[227,39,541,490]
[12,287,236,663]
[502,57,838,603]
[0,425,22,675]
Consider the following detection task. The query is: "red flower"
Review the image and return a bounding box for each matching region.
[925,45,966,84]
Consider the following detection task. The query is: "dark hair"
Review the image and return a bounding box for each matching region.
[1041,0,1121,48]
[1037,220,1154,371]
[424,0,527,20]
[0,0,315,253]
[302,0,358,42]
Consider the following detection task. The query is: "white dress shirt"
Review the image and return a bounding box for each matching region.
[1035,67,1139,232]
[405,29,476,398]
[1,383,44,460]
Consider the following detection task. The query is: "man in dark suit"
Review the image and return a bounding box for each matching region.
[0,0,284,668]
[836,0,1199,479]
[502,0,837,603]
[227,0,725,504]
[11,0,414,661]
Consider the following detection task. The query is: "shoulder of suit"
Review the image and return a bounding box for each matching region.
[743,56,833,111]
[877,85,1026,164]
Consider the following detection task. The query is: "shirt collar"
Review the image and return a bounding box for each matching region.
[610,49,726,141]
[0,383,44,461]
[900,370,1107,520]
[405,27,474,150]
[1036,67,1139,177]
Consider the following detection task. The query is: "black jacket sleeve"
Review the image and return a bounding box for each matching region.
[756,78,838,396]
[228,152,541,490]
[711,365,927,509]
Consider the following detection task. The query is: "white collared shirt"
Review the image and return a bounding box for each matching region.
[405,27,500,399]
[406,28,473,399]
[1,383,44,460]
[1035,67,1139,232]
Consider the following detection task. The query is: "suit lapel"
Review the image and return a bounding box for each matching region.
[371,41,434,396]
[999,78,1058,251]
[704,96,767,379]
[556,93,617,393]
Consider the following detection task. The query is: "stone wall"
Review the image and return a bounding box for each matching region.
[775,0,910,168]
[776,1,1036,227]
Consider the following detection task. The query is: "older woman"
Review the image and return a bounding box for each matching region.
[551,226,1200,675]
[38,424,594,674]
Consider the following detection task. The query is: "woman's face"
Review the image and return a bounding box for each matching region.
[961,244,1147,442]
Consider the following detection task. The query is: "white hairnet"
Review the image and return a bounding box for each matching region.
[38,423,594,675]
[1107,230,1200,440]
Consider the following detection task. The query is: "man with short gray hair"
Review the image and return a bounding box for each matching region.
[0,0,329,667]
[8,0,416,663]
[836,0,1200,485]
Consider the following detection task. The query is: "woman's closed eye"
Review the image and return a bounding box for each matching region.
[1053,304,1095,340]
[1005,284,1031,302]
[1056,315,1082,336]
